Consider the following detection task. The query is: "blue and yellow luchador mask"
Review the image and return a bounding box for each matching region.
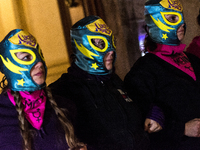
[71,16,116,75]
[145,0,185,45]
[0,29,47,92]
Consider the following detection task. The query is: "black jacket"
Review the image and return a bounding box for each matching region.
[124,52,200,150]
[49,68,149,150]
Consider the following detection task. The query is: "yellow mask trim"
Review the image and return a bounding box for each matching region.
[86,19,112,36]
[74,39,99,59]
[91,62,99,70]
[9,30,37,48]
[162,34,168,40]
[160,0,183,12]
[17,79,25,86]
[87,35,108,52]
[150,15,175,32]
[161,12,182,26]
[10,49,36,65]
[112,35,116,49]
[0,55,28,74]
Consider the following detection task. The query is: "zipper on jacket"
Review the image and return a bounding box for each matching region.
[101,81,105,86]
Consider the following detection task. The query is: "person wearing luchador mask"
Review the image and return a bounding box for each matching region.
[124,0,200,149]
[0,29,87,150]
[49,16,150,150]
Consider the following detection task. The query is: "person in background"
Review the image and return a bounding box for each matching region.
[49,15,151,150]
[0,29,86,150]
[186,9,200,57]
[124,0,200,149]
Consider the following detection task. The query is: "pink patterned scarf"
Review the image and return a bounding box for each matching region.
[7,89,46,130]
[148,43,196,81]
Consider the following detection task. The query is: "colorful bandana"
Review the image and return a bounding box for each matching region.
[0,29,47,92]
[145,0,185,45]
[148,43,196,80]
[71,16,116,75]
[7,89,46,130]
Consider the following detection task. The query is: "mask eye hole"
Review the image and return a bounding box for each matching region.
[87,35,108,52]
[15,52,33,61]
[161,12,182,26]
[91,39,105,49]
[10,49,36,65]
[164,14,179,23]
